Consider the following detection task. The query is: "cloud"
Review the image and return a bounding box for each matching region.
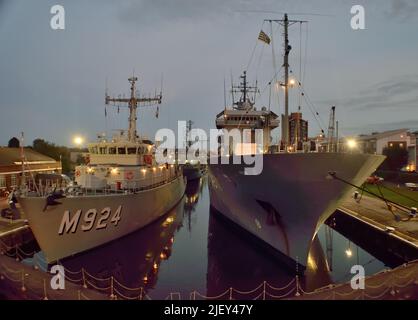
[0,0,417,145]
[385,0,418,21]
[343,119,418,134]
[316,75,418,111]
[366,76,418,96]
[117,0,257,26]
[116,0,330,27]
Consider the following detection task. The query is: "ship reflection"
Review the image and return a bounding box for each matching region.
[183,177,205,232]
[61,196,186,295]
[206,209,332,298]
[60,179,207,298]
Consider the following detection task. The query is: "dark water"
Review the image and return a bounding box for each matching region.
[56,175,398,299]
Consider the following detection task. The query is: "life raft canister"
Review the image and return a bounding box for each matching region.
[144,154,153,165]
[125,171,134,180]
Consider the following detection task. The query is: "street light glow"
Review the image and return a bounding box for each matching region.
[347,139,357,149]
[73,136,84,146]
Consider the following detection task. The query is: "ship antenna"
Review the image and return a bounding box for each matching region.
[265,14,307,150]
[269,21,279,113]
[128,75,138,141]
[254,79,258,104]
[160,73,164,101]
[105,75,162,142]
[242,71,247,102]
[283,14,290,148]
[223,76,227,110]
[230,71,235,105]
[20,132,25,188]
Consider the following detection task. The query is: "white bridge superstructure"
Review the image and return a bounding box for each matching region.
[75,132,176,191]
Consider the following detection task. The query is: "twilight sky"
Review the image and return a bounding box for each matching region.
[0,0,417,146]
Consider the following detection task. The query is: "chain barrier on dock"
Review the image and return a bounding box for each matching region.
[1,256,418,300]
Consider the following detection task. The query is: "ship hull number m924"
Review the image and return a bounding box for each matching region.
[58,205,122,235]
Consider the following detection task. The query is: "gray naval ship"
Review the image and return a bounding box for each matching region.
[208,15,385,270]
[18,75,186,263]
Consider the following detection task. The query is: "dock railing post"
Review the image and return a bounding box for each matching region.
[190,290,196,300]
[82,268,87,289]
[20,269,26,292]
[295,275,301,297]
[262,281,266,300]
[110,276,115,300]
[390,274,396,296]
[43,278,48,300]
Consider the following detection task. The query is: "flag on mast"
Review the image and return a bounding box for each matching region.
[258,30,271,45]
[155,106,159,118]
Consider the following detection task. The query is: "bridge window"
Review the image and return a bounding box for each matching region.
[11,174,17,187]
[108,147,116,154]
[127,148,137,155]
[99,147,107,154]
[118,147,126,154]
[0,175,5,188]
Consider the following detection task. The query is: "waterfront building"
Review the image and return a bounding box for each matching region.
[0,147,61,192]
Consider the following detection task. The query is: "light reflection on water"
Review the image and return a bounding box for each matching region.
[60,175,392,299]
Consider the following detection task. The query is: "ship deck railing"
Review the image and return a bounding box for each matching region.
[21,172,183,198]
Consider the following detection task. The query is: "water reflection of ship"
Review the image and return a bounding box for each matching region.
[183,177,206,231]
[206,209,332,298]
[60,196,186,295]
